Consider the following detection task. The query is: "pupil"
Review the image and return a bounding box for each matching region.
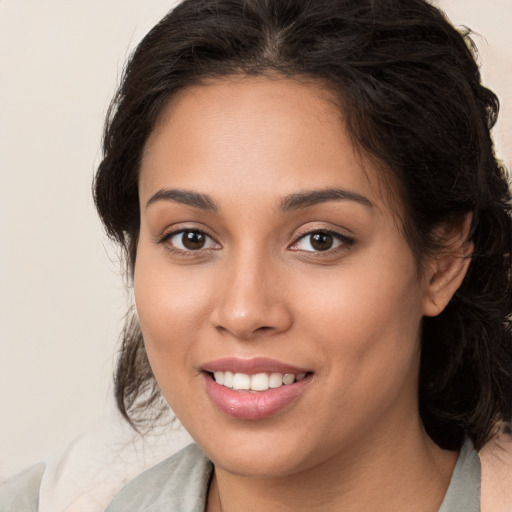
[311,232,333,251]
[182,231,205,250]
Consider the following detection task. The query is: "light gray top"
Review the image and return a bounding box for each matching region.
[105,443,213,512]
[438,438,481,512]
[0,440,480,512]
[0,462,45,512]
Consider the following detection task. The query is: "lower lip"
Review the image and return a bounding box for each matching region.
[203,373,312,420]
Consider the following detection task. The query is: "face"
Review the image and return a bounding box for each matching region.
[135,77,432,478]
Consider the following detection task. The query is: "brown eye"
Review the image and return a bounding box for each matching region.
[182,231,206,250]
[291,230,353,253]
[309,232,334,251]
[166,229,218,251]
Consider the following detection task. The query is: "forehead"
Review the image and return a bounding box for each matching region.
[140,77,397,216]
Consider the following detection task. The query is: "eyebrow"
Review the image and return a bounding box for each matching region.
[145,189,218,211]
[280,188,373,211]
[145,186,372,212]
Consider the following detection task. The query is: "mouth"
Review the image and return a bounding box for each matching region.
[201,357,313,420]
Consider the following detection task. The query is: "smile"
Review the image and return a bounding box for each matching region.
[212,371,307,391]
[201,358,313,420]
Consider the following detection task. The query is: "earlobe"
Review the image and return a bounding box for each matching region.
[422,215,474,317]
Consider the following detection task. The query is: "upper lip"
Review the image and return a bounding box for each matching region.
[201,357,311,375]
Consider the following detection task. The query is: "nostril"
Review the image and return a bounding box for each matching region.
[209,297,293,340]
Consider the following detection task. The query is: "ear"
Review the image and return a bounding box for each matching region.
[423,214,473,317]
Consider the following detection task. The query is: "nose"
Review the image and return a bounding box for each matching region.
[209,252,293,340]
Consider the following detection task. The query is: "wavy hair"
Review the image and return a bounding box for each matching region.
[94,0,512,450]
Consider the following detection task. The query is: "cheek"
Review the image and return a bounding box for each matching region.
[303,253,421,339]
[300,246,424,388]
[133,245,213,377]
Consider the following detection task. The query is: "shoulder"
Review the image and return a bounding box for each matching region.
[105,443,213,512]
[480,428,512,512]
[0,462,46,512]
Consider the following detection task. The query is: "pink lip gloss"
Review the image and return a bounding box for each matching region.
[201,357,312,420]
[204,374,311,419]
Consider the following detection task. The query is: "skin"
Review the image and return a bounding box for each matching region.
[135,77,470,511]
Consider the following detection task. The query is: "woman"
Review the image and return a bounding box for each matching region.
[2,0,511,510]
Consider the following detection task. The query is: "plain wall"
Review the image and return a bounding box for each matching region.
[0,0,510,478]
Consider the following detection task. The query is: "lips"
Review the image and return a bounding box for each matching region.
[201,357,313,420]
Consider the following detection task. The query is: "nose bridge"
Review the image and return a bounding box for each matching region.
[211,244,291,339]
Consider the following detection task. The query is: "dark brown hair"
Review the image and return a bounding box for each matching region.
[94,0,512,450]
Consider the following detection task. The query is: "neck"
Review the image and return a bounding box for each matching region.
[206,420,458,512]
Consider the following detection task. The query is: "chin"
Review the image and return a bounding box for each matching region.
[194,427,325,478]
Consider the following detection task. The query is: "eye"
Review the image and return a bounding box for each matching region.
[163,229,218,251]
[291,230,352,252]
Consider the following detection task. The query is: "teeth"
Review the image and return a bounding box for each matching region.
[212,371,307,391]
[223,371,234,388]
[282,373,295,385]
[250,373,269,391]
[232,373,251,390]
[269,372,284,388]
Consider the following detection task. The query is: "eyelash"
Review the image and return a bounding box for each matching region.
[158,228,220,255]
[289,229,355,255]
[157,227,355,256]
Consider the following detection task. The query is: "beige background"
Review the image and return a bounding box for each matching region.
[0,0,510,479]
